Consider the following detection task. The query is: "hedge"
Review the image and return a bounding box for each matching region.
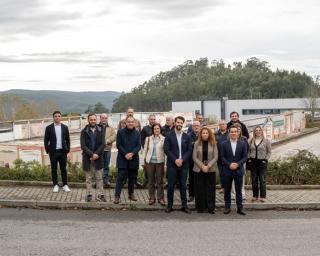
[0,150,319,185]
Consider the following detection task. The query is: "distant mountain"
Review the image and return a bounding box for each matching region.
[1,89,121,114]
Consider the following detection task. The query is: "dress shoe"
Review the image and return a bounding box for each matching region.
[165,207,173,213]
[149,199,156,205]
[224,208,231,214]
[260,198,266,203]
[188,196,194,202]
[237,209,246,215]
[129,194,138,201]
[113,196,120,204]
[181,207,191,214]
[158,199,166,206]
[208,210,215,214]
[97,194,106,202]
[85,194,93,202]
[103,182,111,188]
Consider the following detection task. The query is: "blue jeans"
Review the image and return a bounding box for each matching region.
[167,167,188,208]
[102,151,111,184]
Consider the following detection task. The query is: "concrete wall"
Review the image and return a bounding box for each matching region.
[172,98,315,121]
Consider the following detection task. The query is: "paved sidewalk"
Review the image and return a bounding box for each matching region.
[0,185,319,210]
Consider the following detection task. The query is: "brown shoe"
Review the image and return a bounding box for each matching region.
[113,196,120,204]
[129,194,138,201]
[251,197,258,202]
[260,198,266,203]
[158,199,166,206]
[149,199,156,205]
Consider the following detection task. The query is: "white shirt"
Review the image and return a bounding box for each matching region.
[54,123,62,149]
[230,140,237,156]
[175,131,182,159]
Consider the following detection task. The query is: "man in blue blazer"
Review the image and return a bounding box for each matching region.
[44,111,71,193]
[220,125,248,215]
[164,116,192,213]
[114,116,141,204]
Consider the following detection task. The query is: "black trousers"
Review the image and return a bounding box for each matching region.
[49,150,68,186]
[115,168,138,197]
[224,174,243,210]
[188,162,195,197]
[251,159,267,198]
[194,172,216,212]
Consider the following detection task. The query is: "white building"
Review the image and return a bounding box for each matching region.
[172,98,318,120]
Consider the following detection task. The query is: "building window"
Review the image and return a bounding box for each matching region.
[242,109,281,115]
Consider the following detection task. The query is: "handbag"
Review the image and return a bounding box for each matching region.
[144,137,150,165]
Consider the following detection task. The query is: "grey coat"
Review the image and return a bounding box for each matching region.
[192,141,218,172]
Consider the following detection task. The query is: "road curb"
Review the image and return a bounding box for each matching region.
[0,199,319,211]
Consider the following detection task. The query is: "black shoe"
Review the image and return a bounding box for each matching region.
[197,209,205,213]
[135,182,143,188]
[85,194,93,202]
[181,207,191,214]
[103,182,111,188]
[224,208,231,214]
[188,196,194,202]
[165,208,173,213]
[237,209,246,215]
[97,194,106,202]
[208,210,215,214]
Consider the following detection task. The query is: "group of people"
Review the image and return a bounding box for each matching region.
[44,108,271,215]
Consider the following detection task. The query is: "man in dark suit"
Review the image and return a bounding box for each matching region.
[164,116,192,213]
[44,111,71,193]
[220,125,248,215]
[81,113,106,202]
[114,116,141,204]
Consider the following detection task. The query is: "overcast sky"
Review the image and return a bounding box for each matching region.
[0,0,319,92]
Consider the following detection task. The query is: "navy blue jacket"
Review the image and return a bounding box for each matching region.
[116,127,141,170]
[220,139,247,176]
[164,131,192,169]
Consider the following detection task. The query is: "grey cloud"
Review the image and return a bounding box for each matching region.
[0,52,130,64]
[73,75,113,79]
[119,73,144,77]
[116,0,221,18]
[0,0,82,37]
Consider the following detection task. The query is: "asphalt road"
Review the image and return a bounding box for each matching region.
[0,208,319,256]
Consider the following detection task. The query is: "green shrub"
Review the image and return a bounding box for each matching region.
[1,150,319,185]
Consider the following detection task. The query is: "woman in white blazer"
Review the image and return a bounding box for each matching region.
[142,123,166,206]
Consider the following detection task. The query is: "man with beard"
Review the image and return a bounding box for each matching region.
[114,116,141,204]
[164,116,192,213]
[227,111,249,139]
[80,113,106,202]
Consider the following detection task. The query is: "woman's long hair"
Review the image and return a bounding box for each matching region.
[196,126,216,145]
[252,125,264,140]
